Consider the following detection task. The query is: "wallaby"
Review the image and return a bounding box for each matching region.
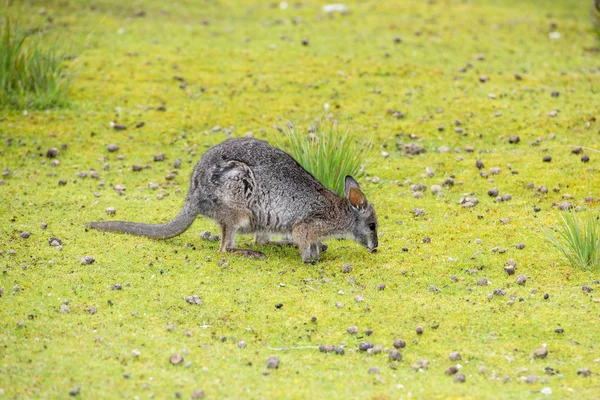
[88,138,378,263]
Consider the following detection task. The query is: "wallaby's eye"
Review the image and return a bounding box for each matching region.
[369,223,376,231]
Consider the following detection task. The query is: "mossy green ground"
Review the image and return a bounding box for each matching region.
[1,0,600,398]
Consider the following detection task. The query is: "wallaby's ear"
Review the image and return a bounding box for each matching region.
[344,175,361,198]
[345,176,367,208]
[348,187,367,208]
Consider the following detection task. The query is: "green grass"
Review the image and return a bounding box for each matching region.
[1,0,600,399]
[0,18,73,109]
[278,120,370,195]
[546,212,600,271]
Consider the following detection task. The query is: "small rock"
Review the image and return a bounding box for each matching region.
[107,144,119,152]
[487,188,498,197]
[20,232,31,239]
[60,304,70,313]
[185,295,202,305]
[237,340,247,349]
[170,354,184,365]
[559,201,572,211]
[389,350,402,361]
[342,264,352,273]
[449,351,462,361]
[476,160,484,169]
[191,390,205,399]
[46,148,59,158]
[88,307,97,315]
[154,153,165,162]
[581,154,590,162]
[582,285,593,293]
[577,368,591,377]
[477,278,489,286]
[359,341,374,351]
[509,136,520,144]
[543,155,552,162]
[454,373,466,383]
[80,256,95,265]
[111,283,122,291]
[393,339,406,349]
[525,375,539,384]
[347,326,358,334]
[266,355,279,369]
[555,327,564,333]
[514,243,525,250]
[431,185,443,195]
[69,387,81,396]
[110,122,127,130]
[105,207,116,215]
[416,326,424,335]
[412,208,425,217]
[516,274,526,285]
[445,366,458,375]
[533,347,548,358]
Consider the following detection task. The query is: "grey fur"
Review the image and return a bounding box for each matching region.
[88,138,378,263]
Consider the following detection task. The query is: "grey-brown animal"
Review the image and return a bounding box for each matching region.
[88,138,378,263]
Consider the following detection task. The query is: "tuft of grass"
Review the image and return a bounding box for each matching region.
[546,212,600,271]
[277,120,370,196]
[593,0,600,38]
[0,18,73,110]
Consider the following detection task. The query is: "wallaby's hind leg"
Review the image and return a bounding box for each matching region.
[310,242,321,261]
[219,223,266,259]
[256,232,327,254]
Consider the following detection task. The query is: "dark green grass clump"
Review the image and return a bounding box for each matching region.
[279,120,370,196]
[547,212,600,271]
[0,18,73,109]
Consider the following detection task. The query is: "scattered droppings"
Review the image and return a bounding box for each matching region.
[389,350,402,361]
[542,155,552,162]
[454,373,466,383]
[582,285,593,293]
[514,243,526,250]
[185,295,202,305]
[80,256,95,265]
[266,355,279,369]
[555,328,564,333]
[581,154,590,163]
[111,283,122,291]
[275,303,283,309]
[449,351,462,361]
[20,232,31,239]
[365,329,373,336]
[154,153,165,162]
[393,339,406,349]
[416,326,424,335]
[170,354,184,365]
[477,278,490,286]
[487,188,498,197]
[342,264,352,273]
[347,326,358,335]
[376,283,385,290]
[509,136,520,144]
[516,274,526,285]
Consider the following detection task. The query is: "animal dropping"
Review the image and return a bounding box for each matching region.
[88,138,378,263]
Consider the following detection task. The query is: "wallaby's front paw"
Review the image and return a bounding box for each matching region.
[304,260,317,265]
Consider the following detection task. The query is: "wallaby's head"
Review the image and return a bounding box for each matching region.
[344,176,378,253]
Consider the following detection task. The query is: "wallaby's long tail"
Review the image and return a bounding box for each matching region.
[88,201,199,239]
